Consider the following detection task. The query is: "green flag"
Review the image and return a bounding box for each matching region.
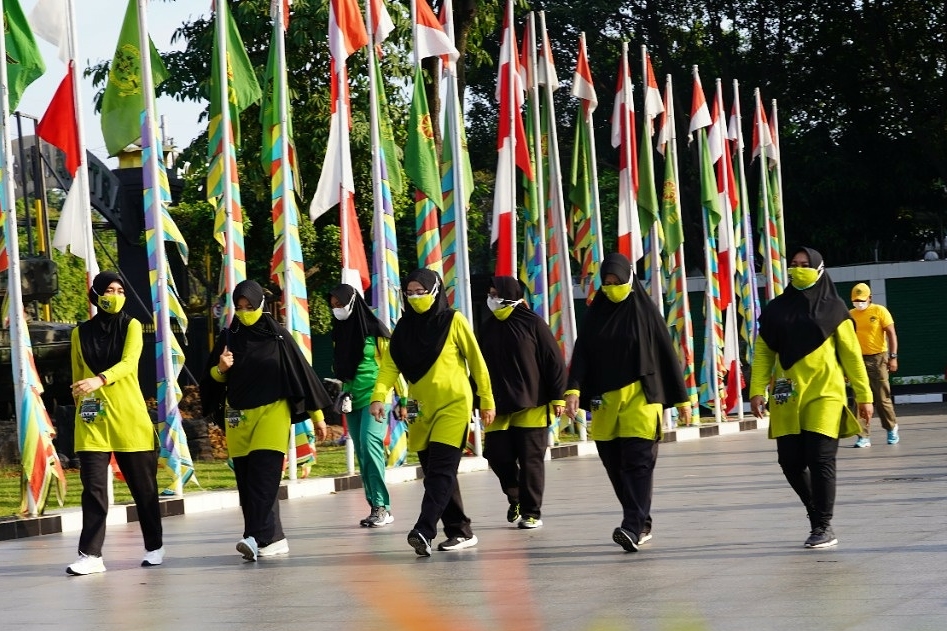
[211,0,261,147]
[4,0,45,110]
[404,66,443,210]
[101,0,170,157]
[372,53,403,196]
[637,128,660,234]
[661,142,684,254]
[698,129,722,232]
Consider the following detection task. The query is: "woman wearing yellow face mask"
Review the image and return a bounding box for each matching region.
[200,280,332,562]
[369,268,495,556]
[67,271,164,575]
[478,276,567,530]
[750,247,873,549]
[563,253,691,553]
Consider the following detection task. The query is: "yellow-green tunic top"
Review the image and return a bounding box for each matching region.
[210,368,324,458]
[587,381,664,441]
[750,319,871,440]
[372,312,494,452]
[71,319,155,452]
[486,405,554,433]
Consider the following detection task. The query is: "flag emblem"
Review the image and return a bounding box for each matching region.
[110,44,142,97]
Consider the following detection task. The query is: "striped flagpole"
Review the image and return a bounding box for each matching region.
[0,13,66,515]
[138,0,195,496]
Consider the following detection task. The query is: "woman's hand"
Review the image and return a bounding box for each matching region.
[72,376,104,398]
[218,345,233,374]
[564,394,579,419]
[750,395,767,419]
[552,404,564,418]
[369,401,385,420]
[480,409,496,426]
[313,419,328,441]
[857,402,874,422]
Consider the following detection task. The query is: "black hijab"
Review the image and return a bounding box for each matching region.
[200,280,332,421]
[479,276,567,414]
[567,253,687,408]
[758,247,852,370]
[330,284,391,382]
[389,269,455,383]
[77,271,133,375]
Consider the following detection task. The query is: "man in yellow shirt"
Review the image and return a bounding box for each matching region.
[850,283,900,447]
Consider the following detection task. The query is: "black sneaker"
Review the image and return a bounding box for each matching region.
[407,529,432,556]
[804,525,838,549]
[612,527,639,552]
[506,503,521,524]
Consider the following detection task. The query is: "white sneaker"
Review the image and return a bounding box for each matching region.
[258,538,289,557]
[141,547,165,566]
[66,553,106,576]
[236,536,258,562]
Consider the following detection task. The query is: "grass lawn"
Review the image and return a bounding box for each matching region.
[0,446,418,518]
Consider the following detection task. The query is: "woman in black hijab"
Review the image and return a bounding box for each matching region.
[329,283,399,528]
[564,253,691,553]
[369,268,495,556]
[67,271,163,575]
[201,280,331,562]
[478,276,566,529]
[750,247,872,549]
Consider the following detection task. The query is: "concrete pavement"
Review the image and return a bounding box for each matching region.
[1,403,945,630]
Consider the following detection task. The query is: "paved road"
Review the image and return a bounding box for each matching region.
[1,404,945,631]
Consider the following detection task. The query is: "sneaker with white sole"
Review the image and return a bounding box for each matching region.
[365,506,394,528]
[805,525,838,549]
[853,436,871,448]
[638,528,653,544]
[258,538,289,557]
[437,534,478,551]
[141,547,165,567]
[612,527,639,553]
[236,536,259,562]
[887,425,900,444]
[66,553,106,576]
[518,517,543,529]
[407,529,432,557]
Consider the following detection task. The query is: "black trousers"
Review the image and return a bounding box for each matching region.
[483,425,547,519]
[776,431,839,528]
[415,440,473,541]
[595,437,659,538]
[77,450,163,556]
[232,449,285,547]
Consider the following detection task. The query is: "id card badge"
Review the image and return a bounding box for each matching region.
[79,397,103,423]
[405,399,420,423]
[225,405,243,428]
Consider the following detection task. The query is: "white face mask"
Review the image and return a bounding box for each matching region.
[852,301,869,311]
[332,294,355,321]
[486,296,503,312]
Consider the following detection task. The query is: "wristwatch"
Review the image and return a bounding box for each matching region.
[889,353,898,359]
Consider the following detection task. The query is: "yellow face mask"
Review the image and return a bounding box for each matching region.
[789,267,820,290]
[407,294,436,314]
[97,294,126,314]
[493,304,516,321]
[602,282,632,303]
[235,306,264,327]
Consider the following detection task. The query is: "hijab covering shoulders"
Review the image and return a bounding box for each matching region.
[200,280,332,422]
[77,271,134,375]
[758,247,852,370]
[389,269,455,383]
[330,284,391,382]
[568,253,687,408]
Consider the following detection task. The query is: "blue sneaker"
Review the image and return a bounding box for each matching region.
[853,436,871,448]
[887,426,900,445]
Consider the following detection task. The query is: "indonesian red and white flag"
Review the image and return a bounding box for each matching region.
[369,0,394,44]
[37,65,80,176]
[751,90,775,161]
[28,0,71,63]
[643,51,665,131]
[536,20,559,91]
[688,70,712,136]
[414,0,458,62]
[723,305,744,414]
[491,0,531,275]
[610,45,642,263]
[328,0,368,62]
[710,87,737,310]
[311,62,356,221]
[571,34,597,116]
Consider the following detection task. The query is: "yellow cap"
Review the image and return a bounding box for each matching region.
[851,283,871,301]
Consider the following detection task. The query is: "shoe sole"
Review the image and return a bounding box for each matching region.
[518,521,543,529]
[66,566,105,576]
[612,528,639,553]
[805,538,838,548]
[638,533,653,544]
[368,515,394,528]
[407,532,431,557]
[141,560,163,567]
[236,541,257,562]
